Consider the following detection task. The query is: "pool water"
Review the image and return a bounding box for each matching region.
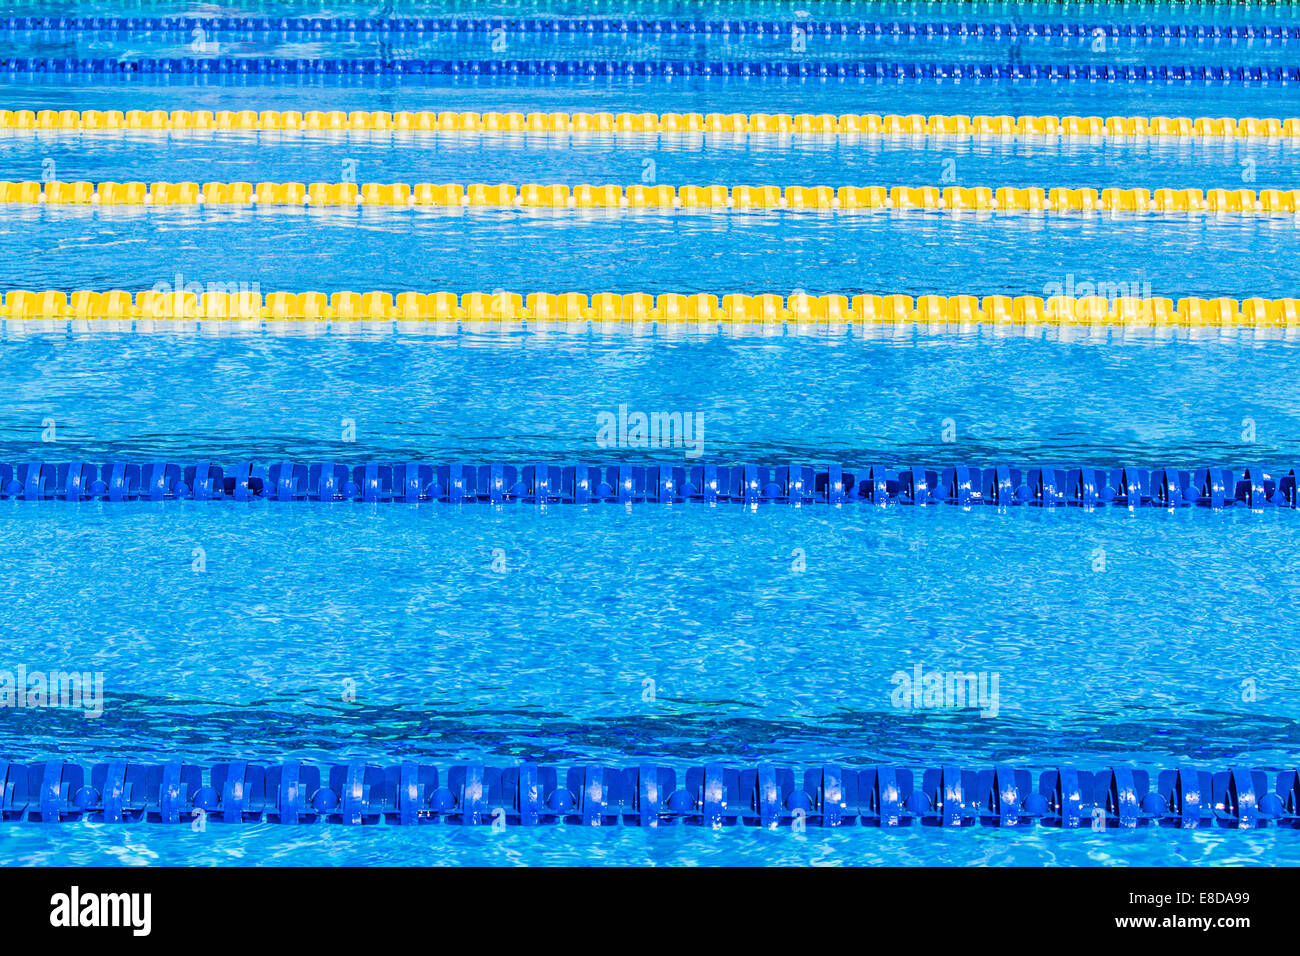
[6,132,1300,189]
[12,75,1300,118]
[8,33,1300,69]
[2,0,1299,866]
[3,502,1300,863]
[4,210,1297,300]
[3,335,1300,465]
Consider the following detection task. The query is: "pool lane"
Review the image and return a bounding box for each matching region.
[6,31,1300,67]
[1,331,1298,463]
[0,502,1297,771]
[1,205,1297,298]
[7,74,1300,120]
[2,133,1297,192]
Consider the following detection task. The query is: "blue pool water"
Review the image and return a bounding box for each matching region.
[7,34,1300,68]
[2,335,1300,465]
[3,209,1297,299]
[2,502,1300,863]
[4,135,1299,192]
[9,76,1300,126]
[2,1,1299,866]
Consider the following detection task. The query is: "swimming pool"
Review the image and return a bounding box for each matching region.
[2,0,1299,868]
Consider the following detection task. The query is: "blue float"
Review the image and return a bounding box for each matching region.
[0,52,1291,83]
[1,760,1292,828]
[0,461,1296,509]
[2,16,1295,41]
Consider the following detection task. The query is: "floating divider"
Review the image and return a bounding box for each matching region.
[0,0,1291,25]
[2,57,1298,81]
[6,107,1300,138]
[3,290,1297,331]
[6,179,1300,214]
[1,461,1296,508]
[0,759,1291,828]
[4,15,1300,39]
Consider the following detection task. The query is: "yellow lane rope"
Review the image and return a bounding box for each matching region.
[6,179,1299,212]
[3,108,1299,137]
[2,289,1296,329]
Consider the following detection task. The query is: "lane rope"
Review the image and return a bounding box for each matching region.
[5,179,1300,214]
[0,461,1294,508]
[4,15,1300,39]
[5,107,1300,137]
[3,289,1299,330]
[2,57,1299,81]
[0,759,1291,827]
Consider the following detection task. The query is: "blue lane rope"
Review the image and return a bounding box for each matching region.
[3,16,1298,40]
[2,57,1297,81]
[0,461,1295,508]
[0,760,1291,828]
